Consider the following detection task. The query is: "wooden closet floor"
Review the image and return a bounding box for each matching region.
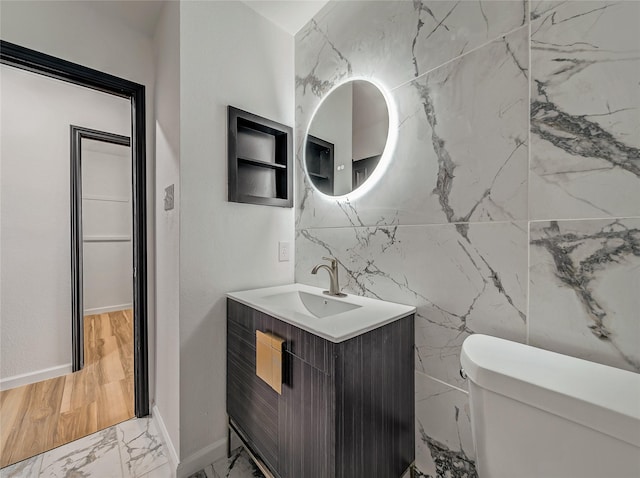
[0,309,134,468]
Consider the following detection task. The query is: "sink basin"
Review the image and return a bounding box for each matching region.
[261,290,361,318]
[227,283,415,342]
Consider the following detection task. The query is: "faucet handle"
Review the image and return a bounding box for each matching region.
[322,256,338,269]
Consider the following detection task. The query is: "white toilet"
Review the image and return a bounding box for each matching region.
[460,334,640,478]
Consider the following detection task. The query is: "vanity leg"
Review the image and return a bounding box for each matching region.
[227,418,232,459]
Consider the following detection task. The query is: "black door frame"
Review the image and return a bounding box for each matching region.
[1,40,149,417]
[71,126,131,372]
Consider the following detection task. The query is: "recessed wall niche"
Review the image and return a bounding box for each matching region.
[228,106,292,207]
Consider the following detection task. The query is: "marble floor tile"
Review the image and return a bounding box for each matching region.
[139,462,175,478]
[39,426,122,478]
[202,448,420,478]
[187,465,216,478]
[0,417,173,478]
[412,470,431,478]
[186,470,208,478]
[211,448,264,478]
[0,455,42,478]
[117,417,169,477]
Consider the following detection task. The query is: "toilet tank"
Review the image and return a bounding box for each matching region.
[460,334,640,478]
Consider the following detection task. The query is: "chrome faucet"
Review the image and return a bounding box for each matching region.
[311,257,346,297]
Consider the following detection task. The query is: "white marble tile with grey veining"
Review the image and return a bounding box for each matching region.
[415,372,477,478]
[1,418,172,478]
[0,455,42,478]
[211,448,264,478]
[529,218,640,373]
[118,417,169,477]
[295,0,527,99]
[38,426,122,478]
[529,0,567,21]
[296,221,527,389]
[398,25,529,226]
[295,0,528,209]
[296,25,530,230]
[529,1,640,220]
[140,462,175,478]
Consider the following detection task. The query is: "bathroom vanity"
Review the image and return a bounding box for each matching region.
[226,284,415,478]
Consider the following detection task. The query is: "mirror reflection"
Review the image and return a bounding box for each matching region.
[305,79,389,196]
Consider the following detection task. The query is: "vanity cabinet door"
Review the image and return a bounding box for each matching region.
[278,351,334,478]
[334,315,415,478]
[228,299,335,477]
[227,305,279,472]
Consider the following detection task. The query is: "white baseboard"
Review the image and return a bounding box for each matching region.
[152,405,179,472]
[0,363,72,391]
[84,303,133,315]
[177,435,227,478]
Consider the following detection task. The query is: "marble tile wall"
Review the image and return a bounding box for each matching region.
[295,1,639,477]
[529,1,640,220]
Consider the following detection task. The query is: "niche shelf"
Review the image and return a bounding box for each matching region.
[305,135,334,195]
[228,106,293,207]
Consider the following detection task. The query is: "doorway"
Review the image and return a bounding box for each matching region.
[0,41,148,467]
[71,126,133,373]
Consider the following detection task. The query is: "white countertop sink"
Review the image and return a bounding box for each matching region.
[227,283,416,343]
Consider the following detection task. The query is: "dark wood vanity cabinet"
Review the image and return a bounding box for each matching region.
[227,298,415,478]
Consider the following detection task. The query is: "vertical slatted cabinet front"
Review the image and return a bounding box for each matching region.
[227,298,415,478]
[272,307,334,478]
[227,300,280,472]
[334,315,415,477]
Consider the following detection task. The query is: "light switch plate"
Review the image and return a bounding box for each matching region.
[164,184,174,211]
[278,241,290,262]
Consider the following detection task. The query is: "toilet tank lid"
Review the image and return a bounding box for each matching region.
[461,334,640,447]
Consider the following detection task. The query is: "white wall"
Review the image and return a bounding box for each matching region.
[82,142,133,314]
[179,0,294,472]
[153,0,181,464]
[0,65,130,385]
[0,0,157,399]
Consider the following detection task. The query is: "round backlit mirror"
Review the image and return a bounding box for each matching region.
[304,79,390,197]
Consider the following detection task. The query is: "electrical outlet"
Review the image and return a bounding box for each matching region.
[278,241,290,262]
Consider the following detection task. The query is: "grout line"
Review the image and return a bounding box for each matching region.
[37,453,44,476]
[390,22,531,93]
[526,0,532,346]
[136,461,170,478]
[296,215,640,233]
[529,216,640,224]
[296,219,527,232]
[415,368,468,395]
[116,424,126,478]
